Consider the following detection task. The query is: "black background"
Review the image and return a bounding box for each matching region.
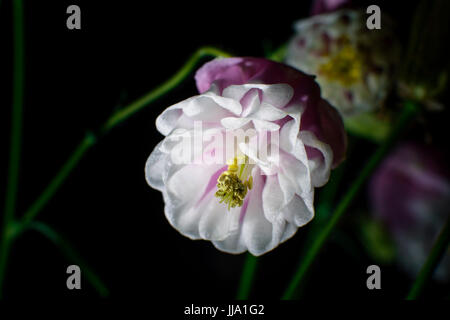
[0,0,448,302]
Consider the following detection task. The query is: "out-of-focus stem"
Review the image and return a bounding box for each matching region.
[21,133,96,225]
[236,254,258,300]
[18,46,232,228]
[100,47,231,133]
[0,0,25,299]
[27,221,109,297]
[1,46,231,297]
[282,101,419,300]
[406,217,450,300]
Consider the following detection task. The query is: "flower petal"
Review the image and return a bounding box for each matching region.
[300,130,333,187]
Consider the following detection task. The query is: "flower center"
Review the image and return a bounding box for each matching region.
[318,42,363,87]
[215,156,253,210]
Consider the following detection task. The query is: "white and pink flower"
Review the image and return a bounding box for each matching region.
[145,57,346,255]
[286,9,400,117]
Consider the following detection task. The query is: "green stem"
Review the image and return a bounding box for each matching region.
[0,46,231,297]
[406,216,450,300]
[282,101,419,299]
[288,160,347,299]
[0,0,24,299]
[236,253,258,300]
[27,221,109,297]
[101,46,232,133]
[19,46,232,227]
[21,133,96,225]
[315,159,347,224]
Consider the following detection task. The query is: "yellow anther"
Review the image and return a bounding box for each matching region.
[318,42,363,87]
[215,156,253,210]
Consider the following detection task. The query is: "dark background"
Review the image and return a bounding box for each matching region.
[0,0,448,301]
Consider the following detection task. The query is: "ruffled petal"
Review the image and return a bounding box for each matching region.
[145,141,167,192]
[300,130,333,187]
[164,164,224,239]
[281,194,314,227]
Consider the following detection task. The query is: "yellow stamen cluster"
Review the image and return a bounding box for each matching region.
[215,157,253,210]
[318,42,363,87]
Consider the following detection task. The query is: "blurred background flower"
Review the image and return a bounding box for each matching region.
[369,142,450,281]
[286,9,400,118]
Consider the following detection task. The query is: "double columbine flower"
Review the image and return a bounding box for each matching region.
[286,9,400,117]
[145,57,346,255]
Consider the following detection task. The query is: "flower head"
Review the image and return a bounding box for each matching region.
[146,57,346,255]
[286,10,400,117]
[370,142,450,280]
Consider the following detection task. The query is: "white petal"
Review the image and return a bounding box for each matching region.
[252,119,280,131]
[156,103,184,136]
[262,174,285,223]
[279,119,300,153]
[260,84,294,108]
[279,151,311,196]
[164,164,223,239]
[183,96,232,121]
[212,229,247,254]
[222,85,254,101]
[221,117,252,130]
[299,131,333,187]
[241,172,278,255]
[223,84,293,108]
[278,173,296,205]
[252,102,287,121]
[198,198,241,241]
[241,88,262,118]
[203,91,242,115]
[145,141,167,192]
[281,194,314,227]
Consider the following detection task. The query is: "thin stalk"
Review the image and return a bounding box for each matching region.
[0,0,25,298]
[406,216,450,300]
[0,46,231,297]
[289,160,347,299]
[19,46,232,227]
[27,221,109,297]
[236,254,258,300]
[282,101,419,299]
[21,133,96,224]
[101,46,231,133]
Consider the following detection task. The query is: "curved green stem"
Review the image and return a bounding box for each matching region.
[27,221,109,297]
[0,0,24,298]
[406,216,450,300]
[101,46,232,133]
[236,253,258,300]
[282,101,419,300]
[0,46,231,297]
[21,133,96,225]
[18,46,232,227]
